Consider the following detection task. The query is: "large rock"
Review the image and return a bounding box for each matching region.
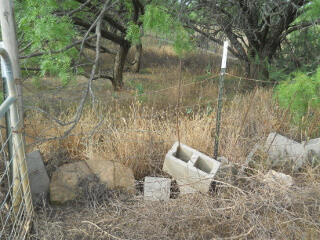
[50,162,91,205]
[85,158,136,193]
[26,150,50,206]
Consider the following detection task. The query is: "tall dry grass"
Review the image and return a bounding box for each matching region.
[25,85,320,179]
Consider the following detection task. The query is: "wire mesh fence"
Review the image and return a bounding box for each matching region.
[0,46,33,239]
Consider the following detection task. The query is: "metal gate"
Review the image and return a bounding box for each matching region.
[0,44,33,239]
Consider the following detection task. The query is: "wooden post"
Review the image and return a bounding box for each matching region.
[0,0,24,127]
[214,41,228,160]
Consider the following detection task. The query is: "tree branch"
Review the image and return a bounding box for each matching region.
[74,0,127,33]
[84,42,117,54]
[20,34,97,59]
[72,16,130,46]
[284,18,320,36]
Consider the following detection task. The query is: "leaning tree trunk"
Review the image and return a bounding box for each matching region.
[132,43,142,74]
[113,43,130,91]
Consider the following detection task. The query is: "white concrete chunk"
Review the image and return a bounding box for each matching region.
[144,177,171,201]
[263,170,293,188]
[264,133,307,171]
[26,150,50,206]
[163,142,221,194]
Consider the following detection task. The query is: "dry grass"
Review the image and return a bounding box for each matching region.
[21,43,320,239]
[29,173,320,239]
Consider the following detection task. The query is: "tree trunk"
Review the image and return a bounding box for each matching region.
[244,46,275,82]
[247,59,270,81]
[132,43,142,74]
[113,43,130,91]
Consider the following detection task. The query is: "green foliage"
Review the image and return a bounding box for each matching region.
[15,0,77,84]
[128,80,147,103]
[134,83,147,104]
[296,0,320,21]
[31,76,41,89]
[275,67,320,123]
[270,0,320,78]
[142,5,193,58]
[0,92,3,104]
[125,21,141,44]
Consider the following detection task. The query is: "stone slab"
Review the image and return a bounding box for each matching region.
[26,150,50,206]
[144,177,171,201]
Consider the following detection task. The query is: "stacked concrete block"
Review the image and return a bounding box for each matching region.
[163,142,221,194]
[144,177,171,201]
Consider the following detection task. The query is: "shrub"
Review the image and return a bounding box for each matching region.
[275,66,320,123]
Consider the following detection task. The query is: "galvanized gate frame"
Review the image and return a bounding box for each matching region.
[0,44,33,239]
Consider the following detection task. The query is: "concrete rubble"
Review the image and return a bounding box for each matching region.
[144,177,171,201]
[26,150,50,206]
[163,142,221,194]
[263,170,293,188]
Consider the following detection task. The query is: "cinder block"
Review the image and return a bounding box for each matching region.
[163,142,220,194]
[264,133,307,171]
[304,138,320,165]
[144,177,171,201]
[26,150,50,206]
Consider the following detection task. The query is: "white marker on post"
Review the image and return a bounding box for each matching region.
[221,41,228,69]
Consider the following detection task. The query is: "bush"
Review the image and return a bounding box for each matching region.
[275,66,320,123]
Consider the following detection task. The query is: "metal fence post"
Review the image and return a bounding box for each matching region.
[214,41,228,160]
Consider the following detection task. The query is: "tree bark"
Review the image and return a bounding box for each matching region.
[247,59,269,80]
[132,43,142,74]
[113,43,130,90]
